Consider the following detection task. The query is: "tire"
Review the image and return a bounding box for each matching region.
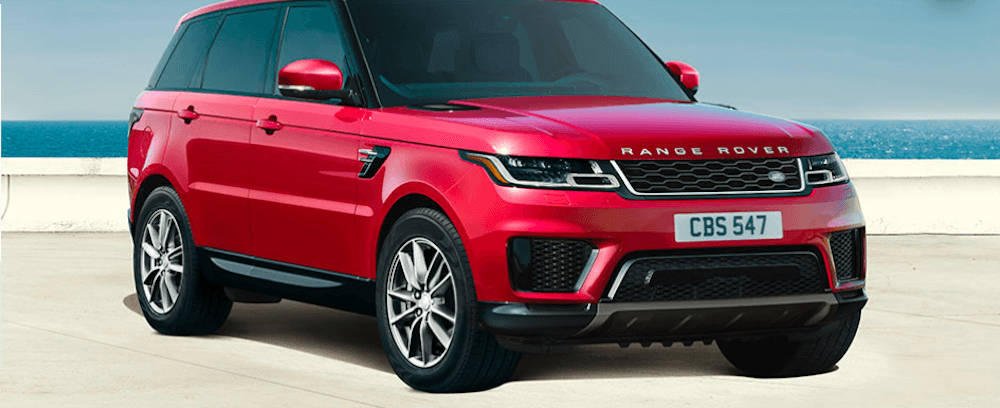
[133,186,232,335]
[717,311,861,378]
[375,208,521,393]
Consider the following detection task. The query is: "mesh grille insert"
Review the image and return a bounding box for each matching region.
[615,158,802,195]
[608,251,829,302]
[509,239,595,293]
[830,229,864,282]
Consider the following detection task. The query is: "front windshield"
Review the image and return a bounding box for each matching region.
[346,0,692,107]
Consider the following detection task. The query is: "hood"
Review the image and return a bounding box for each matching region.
[363,95,833,160]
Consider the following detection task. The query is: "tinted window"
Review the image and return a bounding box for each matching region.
[277,5,353,84]
[155,17,219,89]
[202,9,279,93]
[347,0,691,107]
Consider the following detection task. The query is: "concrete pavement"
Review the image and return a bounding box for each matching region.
[2,233,999,407]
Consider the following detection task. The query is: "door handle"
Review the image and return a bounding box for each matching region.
[177,106,199,124]
[255,115,283,135]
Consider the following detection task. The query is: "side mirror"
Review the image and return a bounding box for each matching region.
[278,59,357,103]
[665,61,699,95]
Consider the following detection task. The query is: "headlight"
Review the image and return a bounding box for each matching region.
[462,152,620,190]
[805,153,849,186]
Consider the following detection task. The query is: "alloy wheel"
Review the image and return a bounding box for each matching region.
[140,209,185,314]
[386,238,458,368]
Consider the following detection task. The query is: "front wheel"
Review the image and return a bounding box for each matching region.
[717,311,862,377]
[375,208,520,393]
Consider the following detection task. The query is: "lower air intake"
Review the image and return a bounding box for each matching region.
[830,228,865,282]
[607,250,829,302]
[509,238,596,293]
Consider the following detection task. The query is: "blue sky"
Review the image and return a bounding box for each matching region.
[1,0,998,120]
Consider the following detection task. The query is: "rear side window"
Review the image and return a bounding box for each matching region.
[277,5,353,79]
[154,17,220,89]
[202,8,280,94]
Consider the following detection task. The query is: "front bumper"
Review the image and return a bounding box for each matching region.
[480,290,867,349]
[450,173,866,303]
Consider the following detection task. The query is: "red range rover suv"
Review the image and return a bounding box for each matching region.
[128,0,867,392]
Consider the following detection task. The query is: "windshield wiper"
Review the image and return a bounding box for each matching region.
[407,103,482,112]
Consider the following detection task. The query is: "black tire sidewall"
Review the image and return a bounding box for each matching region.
[718,311,861,377]
[133,187,201,330]
[375,209,478,390]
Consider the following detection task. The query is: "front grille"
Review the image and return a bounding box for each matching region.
[830,228,865,282]
[509,238,596,293]
[607,251,829,302]
[614,158,803,195]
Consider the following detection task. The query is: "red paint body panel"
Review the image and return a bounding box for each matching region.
[170,92,256,253]
[248,99,365,275]
[368,96,833,160]
[278,59,345,91]
[666,61,700,92]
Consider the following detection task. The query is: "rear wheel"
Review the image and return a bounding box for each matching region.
[376,208,521,392]
[717,311,861,377]
[133,186,232,335]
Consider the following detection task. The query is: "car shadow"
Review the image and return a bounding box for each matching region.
[124,294,745,381]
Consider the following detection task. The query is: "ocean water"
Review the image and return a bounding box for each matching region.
[2,120,999,159]
[804,120,1000,159]
[3,121,129,158]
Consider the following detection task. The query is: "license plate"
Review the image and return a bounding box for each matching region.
[674,212,783,242]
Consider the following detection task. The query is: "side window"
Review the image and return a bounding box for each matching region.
[155,17,219,89]
[202,8,280,94]
[276,6,353,85]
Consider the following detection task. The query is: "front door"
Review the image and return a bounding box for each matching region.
[248,3,367,276]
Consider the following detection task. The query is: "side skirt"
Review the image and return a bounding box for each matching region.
[198,247,376,316]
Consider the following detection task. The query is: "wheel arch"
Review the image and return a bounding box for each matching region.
[377,193,447,257]
[373,188,473,276]
[131,172,178,236]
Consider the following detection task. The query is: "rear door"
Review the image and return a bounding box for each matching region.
[169,7,281,254]
[248,2,367,276]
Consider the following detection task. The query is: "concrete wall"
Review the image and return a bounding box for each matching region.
[1,158,128,232]
[848,160,1000,234]
[2,158,999,234]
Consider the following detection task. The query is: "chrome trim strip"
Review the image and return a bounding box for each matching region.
[211,258,343,289]
[566,174,619,188]
[805,169,834,184]
[590,160,604,174]
[610,158,807,197]
[605,258,641,300]
[468,153,620,190]
[278,84,315,92]
[574,293,839,336]
[358,148,377,163]
[572,248,601,292]
[805,169,849,186]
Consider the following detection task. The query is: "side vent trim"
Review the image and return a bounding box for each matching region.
[359,146,391,179]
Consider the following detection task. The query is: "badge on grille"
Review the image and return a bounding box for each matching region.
[768,171,787,183]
